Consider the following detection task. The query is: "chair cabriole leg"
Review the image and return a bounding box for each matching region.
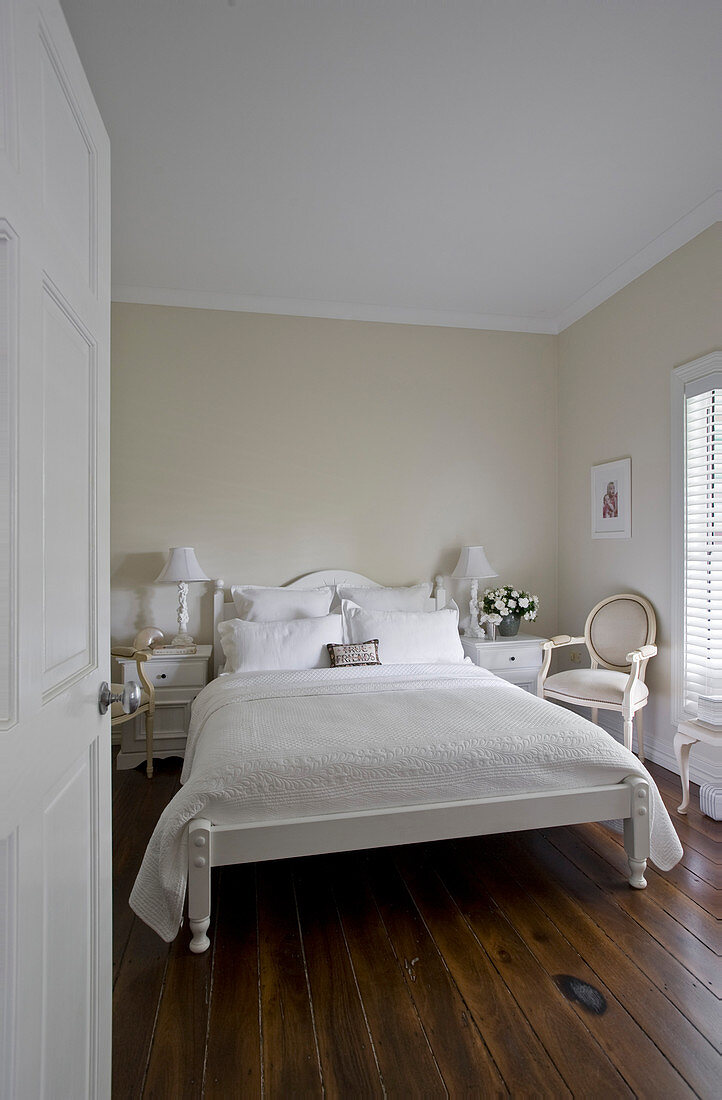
[188,818,212,953]
[673,730,695,814]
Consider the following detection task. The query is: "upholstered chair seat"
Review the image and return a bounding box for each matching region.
[537,593,657,761]
[544,669,649,709]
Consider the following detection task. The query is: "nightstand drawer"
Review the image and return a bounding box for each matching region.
[146,659,207,688]
[476,642,543,673]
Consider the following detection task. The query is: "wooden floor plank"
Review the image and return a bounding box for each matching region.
[429,842,636,1098]
[111,918,171,1100]
[395,848,571,1096]
[113,759,181,984]
[330,854,449,1097]
[293,857,385,1097]
[454,836,693,1099]
[536,828,722,1034]
[141,880,216,1100]
[572,819,722,932]
[510,832,722,1094]
[364,849,508,1097]
[203,866,262,1100]
[256,859,324,1097]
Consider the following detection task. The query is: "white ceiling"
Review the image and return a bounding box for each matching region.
[61,0,721,333]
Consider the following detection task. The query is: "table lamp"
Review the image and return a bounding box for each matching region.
[155,546,210,646]
[451,545,498,637]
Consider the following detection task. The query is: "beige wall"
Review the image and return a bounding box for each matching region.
[111,305,558,648]
[557,223,722,779]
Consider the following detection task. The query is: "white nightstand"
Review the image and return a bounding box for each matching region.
[461,633,547,693]
[115,645,212,770]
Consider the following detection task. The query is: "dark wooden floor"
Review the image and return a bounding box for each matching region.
[113,756,721,1098]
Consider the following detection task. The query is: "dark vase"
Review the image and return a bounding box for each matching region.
[497,613,522,637]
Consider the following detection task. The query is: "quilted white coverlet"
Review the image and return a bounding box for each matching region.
[130,664,683,941]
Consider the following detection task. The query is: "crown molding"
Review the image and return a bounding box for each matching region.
[555,191,722,333]
[112,193,722,335]
[110,285,558,334]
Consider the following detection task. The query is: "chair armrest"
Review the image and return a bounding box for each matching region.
[542,635,585,651]
[626,644,657,664]
[111,646,152,662]
[538,635,585,696]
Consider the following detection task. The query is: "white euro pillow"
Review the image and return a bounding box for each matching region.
[230,584,333,622]
[336,582,432,611]
[341,600,464,664]
[219,613,342,673]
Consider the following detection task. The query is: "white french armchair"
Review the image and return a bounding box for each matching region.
[537,594,657,761]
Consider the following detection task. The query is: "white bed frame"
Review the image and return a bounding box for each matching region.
[187,570,651,953]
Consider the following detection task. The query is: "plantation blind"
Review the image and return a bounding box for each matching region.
[684,374,722,711]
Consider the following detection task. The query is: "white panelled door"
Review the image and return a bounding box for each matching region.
[0,0,111,1096]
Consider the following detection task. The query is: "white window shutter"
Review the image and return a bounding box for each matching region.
[684,382,722,710]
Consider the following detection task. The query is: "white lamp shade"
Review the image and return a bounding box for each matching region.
[155,546,210,584]
[451,545,498,580]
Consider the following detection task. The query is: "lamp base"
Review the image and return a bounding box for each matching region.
[170,631,195,647]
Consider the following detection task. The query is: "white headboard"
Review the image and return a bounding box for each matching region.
[212,570,446,677]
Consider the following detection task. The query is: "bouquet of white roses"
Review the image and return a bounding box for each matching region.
[480,585,539,625]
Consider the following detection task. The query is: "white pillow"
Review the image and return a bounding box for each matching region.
[219,613,343,673]
[336,582,432,611]
[341,600,464,664]
[230,584,333,622]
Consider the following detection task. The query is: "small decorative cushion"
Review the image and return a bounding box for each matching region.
[327,640,381,667]
[219,613,343,672]
[230,584,333,622]
[341,600,465,664]
[336,582,432,611]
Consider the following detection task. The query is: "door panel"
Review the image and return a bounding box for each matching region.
[41,281,96,698]
[0,223,17,730]
[38,18,95,289]
[0,0,111,1095]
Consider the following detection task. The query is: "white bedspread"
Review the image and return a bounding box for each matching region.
[130,664,683,941]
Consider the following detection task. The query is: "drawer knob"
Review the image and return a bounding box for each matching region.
[509,656,516,662]
[158,673,167,679]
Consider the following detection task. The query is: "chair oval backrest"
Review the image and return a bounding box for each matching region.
[584,594,656,672]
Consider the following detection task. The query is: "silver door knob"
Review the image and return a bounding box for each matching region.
[98,680,141,715]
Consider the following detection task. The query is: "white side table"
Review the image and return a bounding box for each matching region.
[461,633,547,694]
[115,644,212,770]
[674,719,722,818]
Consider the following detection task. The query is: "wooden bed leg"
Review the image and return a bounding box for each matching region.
[188,818,212,953]
[623,776,649,889]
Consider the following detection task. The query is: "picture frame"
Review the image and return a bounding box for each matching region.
[591,458,631,539]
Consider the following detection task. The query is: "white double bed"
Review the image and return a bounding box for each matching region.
[130,571,683,952]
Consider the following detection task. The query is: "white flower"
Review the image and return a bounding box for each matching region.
[511,590,519,598]
[508,599,517,609]
[519,597,529,608]
[495,600,506,612]
[487,613,502,624]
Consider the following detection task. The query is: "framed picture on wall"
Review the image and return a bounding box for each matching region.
[591,458,631,539]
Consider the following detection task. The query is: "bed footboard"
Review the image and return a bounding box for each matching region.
[184,776,654,952]
[188,818,212,953]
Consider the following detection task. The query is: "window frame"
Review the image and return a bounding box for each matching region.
[671,350,722,723]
